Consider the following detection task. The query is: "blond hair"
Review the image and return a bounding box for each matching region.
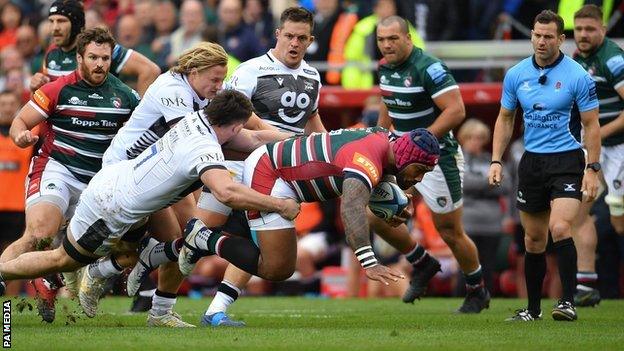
[458,118,491,144]
[171,42,228,75]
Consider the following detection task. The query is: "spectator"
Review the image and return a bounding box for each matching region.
[85,8,106,29]
[0,90,33,295]
[15,24,44,75]
[150,0,178,71]
[342,0,425,89]
[168,0,204,65]
[3,67,30,104]
[305,0,358,85]
[400,0,460,41]
[458,118,510,293]
[243,0,275,49]
[0,2,22,50]
[203,0,219,25]
[133,0,156,45]
[217,0,265,62]
[116,14,155,61]
[201,25,240,77]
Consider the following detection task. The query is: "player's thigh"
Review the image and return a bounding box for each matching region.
[256,227,298,275]
[24,158,85,238]
[170,194,197,228]
[148,207,182,240]
[196,188,232,227]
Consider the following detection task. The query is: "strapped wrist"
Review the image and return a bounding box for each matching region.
[490,160,503,166]
[354,245,378,269]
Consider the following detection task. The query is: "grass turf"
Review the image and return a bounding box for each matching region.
[6,296,624,350]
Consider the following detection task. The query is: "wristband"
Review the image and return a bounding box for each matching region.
[490,160,503,166]
[354,246,378,269]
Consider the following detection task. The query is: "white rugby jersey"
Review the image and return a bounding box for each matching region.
[96,110,225,220]
[104,71,209,164]
[225,50,321,135]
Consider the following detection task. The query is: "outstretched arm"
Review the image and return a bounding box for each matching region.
[224,128,294,154]
[119,51,161,96]
[341,177,404,285]
[201,168,300,220]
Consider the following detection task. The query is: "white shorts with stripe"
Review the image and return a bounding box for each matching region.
[242,146,297,231]
[25,156,87,219]
[197,160,244,215]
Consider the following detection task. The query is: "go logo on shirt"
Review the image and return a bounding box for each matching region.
[278,91,310,123]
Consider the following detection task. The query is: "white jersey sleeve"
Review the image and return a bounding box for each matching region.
[224,63,257,99]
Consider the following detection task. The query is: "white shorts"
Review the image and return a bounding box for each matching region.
[197,161,244,215]
[25,156,87,219]
[242,146,297,231]
[601,143,624,216]
[414,148,465,214]
[68,168,146,257]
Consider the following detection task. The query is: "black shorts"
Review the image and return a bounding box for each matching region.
[517,149,584,213]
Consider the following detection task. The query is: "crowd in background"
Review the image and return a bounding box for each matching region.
[1,0,623,299]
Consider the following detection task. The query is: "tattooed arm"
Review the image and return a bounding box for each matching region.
[340,178,372,250]
[341,177,405,285]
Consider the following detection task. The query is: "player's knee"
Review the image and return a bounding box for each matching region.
[549,220,572,241]
[605,195,624,235]
[524,234,547,252]
[263,261,296,281]
[25,217,58,241]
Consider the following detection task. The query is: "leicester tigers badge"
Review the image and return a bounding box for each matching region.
[436,196,447,208]
[404,76,412,87]
[110,96,122,108]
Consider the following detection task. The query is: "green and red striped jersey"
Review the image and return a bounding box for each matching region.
[264,127,391,202]
[30,70,140,183]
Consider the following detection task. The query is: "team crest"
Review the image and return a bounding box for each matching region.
[614,180,622,190]
[555,81,562,91]
[404,76,412,87]
[436,197,447,208]
[110,97,122,108]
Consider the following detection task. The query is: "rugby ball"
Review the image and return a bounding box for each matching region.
[369,181,409,221]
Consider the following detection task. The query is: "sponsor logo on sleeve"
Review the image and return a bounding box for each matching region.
[353,152,380,184]
[33,90,50,108]
[426,62,448,85]
[606,54,624,76]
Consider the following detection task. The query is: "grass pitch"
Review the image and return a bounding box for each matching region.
[7,296,624,350]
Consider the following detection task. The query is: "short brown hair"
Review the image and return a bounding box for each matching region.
[76,27,115,56]
[203,90,252,126]
[534,10,564,35]
[378,15,409,34]
[574,4,603,22]
[279,7,314,31]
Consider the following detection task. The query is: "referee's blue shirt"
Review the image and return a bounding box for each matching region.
[501,52,599,153]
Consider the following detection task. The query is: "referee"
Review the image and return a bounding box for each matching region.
[488,10,600,322]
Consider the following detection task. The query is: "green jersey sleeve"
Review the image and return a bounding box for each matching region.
[111,44,133,76]
[422,59,458,99]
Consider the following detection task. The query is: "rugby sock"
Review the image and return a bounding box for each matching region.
[577,271,597,290]
[525,251,546,315]
[404,244,427,266]
[553,238,577,303]
[207,231,260,276]
[142,239,182,269]
[205,280,241,315]
[89,256,123,279]
[464,265,484,290]
[151,289,177,316]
